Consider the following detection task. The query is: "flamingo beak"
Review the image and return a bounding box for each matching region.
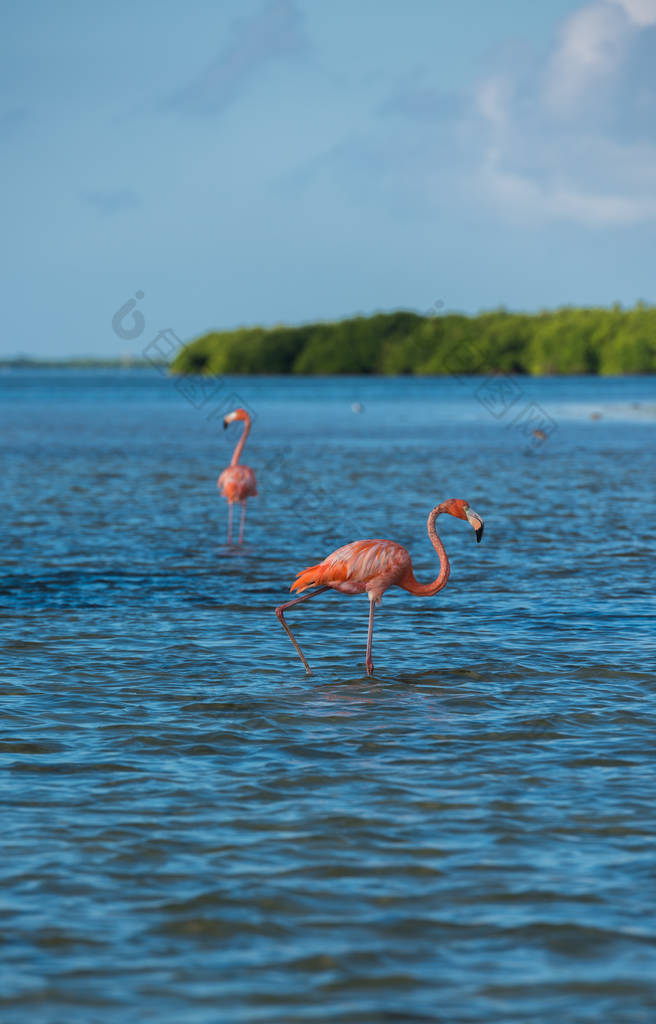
[465,507,484,543]
[223,418,229,430]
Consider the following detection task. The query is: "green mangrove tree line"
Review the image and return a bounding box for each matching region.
[172,304,656,376]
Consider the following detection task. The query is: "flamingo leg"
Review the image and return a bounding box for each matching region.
[227,503,233,545]
[366,597,375,676]
[275,586,330,675]
[238,503,246,545]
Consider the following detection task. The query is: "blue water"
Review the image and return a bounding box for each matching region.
[2,369,656,1023]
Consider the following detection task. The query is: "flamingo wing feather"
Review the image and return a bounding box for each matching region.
[290,539,410,594]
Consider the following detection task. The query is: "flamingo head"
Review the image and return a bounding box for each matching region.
[444,498,484,543]
[223,408,250,429]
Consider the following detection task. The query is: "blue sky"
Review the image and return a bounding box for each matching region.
[3,0,656,357]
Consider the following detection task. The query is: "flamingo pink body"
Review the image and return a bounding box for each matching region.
[292,539,417,603]
[217,464,258,505]
[276,499,484,676]
[218,408,257,544]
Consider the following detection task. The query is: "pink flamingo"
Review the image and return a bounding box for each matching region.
[275,499,484,676]
[217,408,258,544]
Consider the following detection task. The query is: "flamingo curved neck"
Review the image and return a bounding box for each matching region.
[403,505,451,597]
[230,417,251,466]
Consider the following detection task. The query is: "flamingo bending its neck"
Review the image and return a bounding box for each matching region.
[217,408,258,544]
[275,499,484,676]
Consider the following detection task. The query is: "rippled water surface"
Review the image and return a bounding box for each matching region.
[2,370,656,1023]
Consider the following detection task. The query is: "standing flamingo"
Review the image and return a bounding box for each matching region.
[275,499,484,676]
[217,408,258,544]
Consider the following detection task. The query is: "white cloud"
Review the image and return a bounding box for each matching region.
[616,0,656,26]
[475,77,512,129]
[545,2,631,112]
[294,0,656,230]
[473,0,656,225]
[481,148,656,226]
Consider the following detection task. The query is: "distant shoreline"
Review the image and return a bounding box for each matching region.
[0,358,167,369]
[3,362,654,378]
